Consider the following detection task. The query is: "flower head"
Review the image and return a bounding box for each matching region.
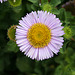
[16,11,64,60]
[0,0,7,3]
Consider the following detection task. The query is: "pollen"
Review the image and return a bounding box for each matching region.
[27,23,51,48]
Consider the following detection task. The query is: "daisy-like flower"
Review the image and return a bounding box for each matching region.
[0,0,7,3]
[16,11,64,61]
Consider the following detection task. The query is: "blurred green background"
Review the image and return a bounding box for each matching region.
[0,0,75,75]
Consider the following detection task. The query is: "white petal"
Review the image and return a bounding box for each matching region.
[15,35,26,40]
[51,26,64,32]
[26,47,36,59]
[47,47,54,57]
[26,13,36,25]
[32,48,38,59]
[22,44,31,52]
[51,31,65,36]
[51,39,63,45]
[32,11,39,23]
[39,48,45,60]
[50,23,62,29]
[50,40,63,49]
[44,47,52,59]
[39,47,53,60]
[20,43,31,52]
[16,29,27,36]
[17,40,29,46]
[16,39,28,44]
[19,20,29,29]
[45,14,56,25]
[48,43,59,54]
[51,36,64,42]
[48,18,60,28]
[17,26,25,30]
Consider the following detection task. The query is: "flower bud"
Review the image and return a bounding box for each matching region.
[42,3,52,12]
[63,26,72,39]
[8,0,22,7]
[7,25,17,41]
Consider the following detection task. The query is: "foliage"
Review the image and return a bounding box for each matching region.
[0,0,75,75]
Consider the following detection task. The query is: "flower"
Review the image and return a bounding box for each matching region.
[16,11,64,61]
[0,0,7,3]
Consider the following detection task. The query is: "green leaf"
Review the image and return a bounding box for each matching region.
[12,5,22,13]
[5,41,19,52]
[65,11,74,24]
[60,48,64,54]
[41,0,48,5]
[70,26,75,36]
[31,4,39,11]
[51,8,60,15]
[26,3,32,12]
[26,2,39,12]
[55,54,65,64]
[55,64,74,75]
[0,58,4,72]
[54,65,63,75]
[50,0,61,7]
[72,70,75,75]
[60,41,70,54]
[57,8,66,22]
[65,47,74,63]
[70,17,75,26]
[16,56,35,73]
[28,0,38,4]
[34,61,44,75]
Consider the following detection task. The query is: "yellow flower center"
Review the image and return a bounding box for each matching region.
[27,23,51,48]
